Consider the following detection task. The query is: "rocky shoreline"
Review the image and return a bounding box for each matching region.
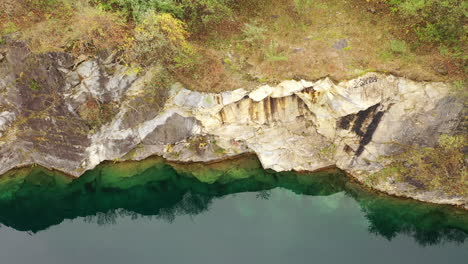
[0,44,465,208]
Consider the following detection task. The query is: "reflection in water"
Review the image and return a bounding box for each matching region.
[0,156,466,246]
[353,189,467,246]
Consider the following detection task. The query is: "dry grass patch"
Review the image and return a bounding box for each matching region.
[22,6,129,54]
[193,0,465,89]
[172,48,253,93]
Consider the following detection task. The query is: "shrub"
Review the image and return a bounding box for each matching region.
[242,22,267,43]
[181,0,234,30]
[95,0,234,30]
[94,0,184,21]
[378,0,467,46]
[131,11,193,66]
[173,47,201,70]
[438,134,465,150]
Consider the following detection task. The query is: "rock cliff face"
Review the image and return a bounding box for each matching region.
[0,44,465,208]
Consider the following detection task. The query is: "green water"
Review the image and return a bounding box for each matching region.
[0,156,466,263]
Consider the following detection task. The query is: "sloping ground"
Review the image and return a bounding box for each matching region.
[168,0,467,92]
[196,0,462,87]
[1,0,465,93]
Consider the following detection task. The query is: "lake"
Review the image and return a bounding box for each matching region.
[0,156,466,263]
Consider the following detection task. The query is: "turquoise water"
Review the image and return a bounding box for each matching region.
[0,157,466,263]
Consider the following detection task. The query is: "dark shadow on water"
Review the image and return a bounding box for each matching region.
[0,156,466,246]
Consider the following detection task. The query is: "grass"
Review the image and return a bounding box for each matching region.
[450,80,467,98]
[22,5,129,54]
[390,39,407,53]
[28,80,41,91]
[293,0,315,15]
[264,40,288,62]
[0,0,466,92]
[2,22,19,35]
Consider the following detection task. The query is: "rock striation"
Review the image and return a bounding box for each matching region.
[0,44,465,208]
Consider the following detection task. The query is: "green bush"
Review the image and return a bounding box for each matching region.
[242,22,267,43]
[94,0,234,30]
[383,0,466,45]
[182,0,234,30]
[94,0,184,21]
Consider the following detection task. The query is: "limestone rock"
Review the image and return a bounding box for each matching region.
[0,44,464,208]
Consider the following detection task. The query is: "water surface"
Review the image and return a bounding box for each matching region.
[0,156,466,263]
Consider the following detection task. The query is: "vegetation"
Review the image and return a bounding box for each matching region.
[28,80,41,91]
[2,21,19,35]
[292,0,315,15]
[389,39,407,54]
[382,0,466,46]
[25,5,128,53]
[78,100,119,129]
[0,0,466,90]
[241,22,267,43]
[130,11,192,65]
[368,0,467,63]
[366,135,467,197]
[93,0,234,29]
[264,40,288,62]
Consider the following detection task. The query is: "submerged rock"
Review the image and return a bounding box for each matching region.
[0,44,465,208]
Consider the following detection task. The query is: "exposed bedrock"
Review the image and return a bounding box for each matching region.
[0,45,465,208]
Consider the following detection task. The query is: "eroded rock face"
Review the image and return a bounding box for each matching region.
[0,45,465,208]
[0,43,137,175]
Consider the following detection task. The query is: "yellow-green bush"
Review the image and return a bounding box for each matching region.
[131,11,194,66]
